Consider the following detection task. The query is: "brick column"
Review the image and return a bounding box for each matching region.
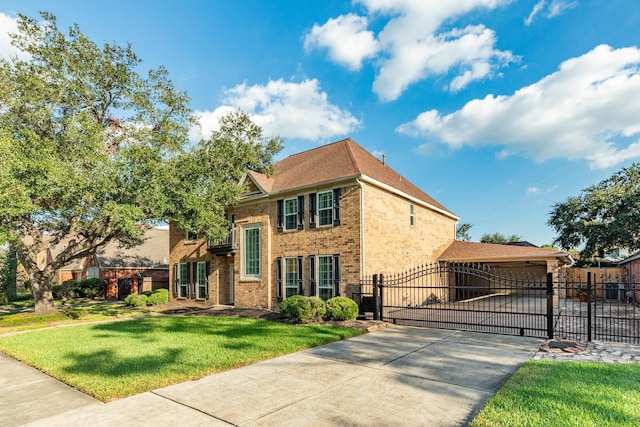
[106,278,118,300]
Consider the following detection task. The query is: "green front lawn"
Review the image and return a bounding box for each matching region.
[471,360,640,427]
[0,316,361,401]
[0,303,150,333]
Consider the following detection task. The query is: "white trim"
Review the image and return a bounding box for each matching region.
[241,223,262,280]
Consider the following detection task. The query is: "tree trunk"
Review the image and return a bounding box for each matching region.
[31,272,56,314]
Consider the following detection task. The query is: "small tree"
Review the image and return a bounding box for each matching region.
[480,232,522,244]
[456,223,473,241]
[548,163,640,259]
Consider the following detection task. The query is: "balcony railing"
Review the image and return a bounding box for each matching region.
[207,224,238,255]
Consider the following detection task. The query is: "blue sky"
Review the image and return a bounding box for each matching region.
[1,1,639,246]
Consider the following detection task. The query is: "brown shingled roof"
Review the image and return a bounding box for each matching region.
[439,240,570,262]
[246,138,455,216]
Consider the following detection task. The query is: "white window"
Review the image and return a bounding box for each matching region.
[284,198,298,230]
[318,191,333,226]
[178,263,189,298]
[410,204,415,227]
[87,266,99,279]
[318,255,339,300]
[284,257,299,298]
[185,230,198,242]
[243,225,261,278]
[197,262,208,299]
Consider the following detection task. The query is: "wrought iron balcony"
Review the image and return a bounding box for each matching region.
[207,224,238,255]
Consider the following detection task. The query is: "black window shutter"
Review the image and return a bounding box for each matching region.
[297,256,303,295]
[276,257,283,301]
[277,199,284,232]
[297,195,304,230]
[173,264,178,297]
[309,256,316,297]
[185,262,191,297]
[333,188,342,226]
[309,193,317,228]
[191,262,197,299]
[205,261,210,300]
[333,254,340,296]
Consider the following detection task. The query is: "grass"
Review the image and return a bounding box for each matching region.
[471,360,640,427]
[0,316,361,401]
[0,303,152,333]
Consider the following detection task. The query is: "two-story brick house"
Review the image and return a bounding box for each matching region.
[169,138,459,309]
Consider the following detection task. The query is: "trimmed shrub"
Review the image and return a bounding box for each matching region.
[52,280,79,300]
[147,289,169,306]
[325,296,359,321]
[79,278,104,298]
[308,296,327,320]
[280,295,313,323]
[124,293,148,307]
[141,290,154,297]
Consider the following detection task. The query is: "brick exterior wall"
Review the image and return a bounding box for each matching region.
[361,182,456,276]
[169,180,458,310]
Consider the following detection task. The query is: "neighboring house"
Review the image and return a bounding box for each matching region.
[170,138,460,309]
[619,252,640,301]
[52,228,170,299]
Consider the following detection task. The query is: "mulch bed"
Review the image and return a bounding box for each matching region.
[152,301,388,333]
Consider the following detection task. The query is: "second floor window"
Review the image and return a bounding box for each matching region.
[284,198,298,230]
[318,191,333,226]
[186,230,198,242]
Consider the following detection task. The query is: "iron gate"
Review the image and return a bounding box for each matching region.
[352,262,640,343]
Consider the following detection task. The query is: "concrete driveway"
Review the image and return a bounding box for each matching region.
[2,326,542,426]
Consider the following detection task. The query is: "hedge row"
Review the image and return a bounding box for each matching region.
[280,295,358,323]
[52,278,104,299]
[124,289,169,307]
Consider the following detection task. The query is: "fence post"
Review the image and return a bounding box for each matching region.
[546,272,554,339]
[378,274,384,321]
[587,272,592,342]
[372,274,379,321]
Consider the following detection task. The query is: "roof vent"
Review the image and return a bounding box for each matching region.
[381,154,386,165]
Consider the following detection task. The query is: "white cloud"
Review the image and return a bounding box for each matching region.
[527,187,540,194]
[397,45,640,170]
[525,0,577,26]
[304,14,379,71]
[0,13,22,59]
[192,79,361,142]
[305,0,515,101]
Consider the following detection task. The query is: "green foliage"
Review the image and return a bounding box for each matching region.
[480,232,522,244]
[549,163,640,259]
[456,223,473,241]
[146,289,169,306]
[280,295,313,322]
[124,293,148,307]
[0,246,17,300]
[52,280,80,300]
[52,279,104,300]
[308,296,327,318]
[0,12,283,313]
[325,297,359,321]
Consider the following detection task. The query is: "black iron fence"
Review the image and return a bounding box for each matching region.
[351,262,640,344]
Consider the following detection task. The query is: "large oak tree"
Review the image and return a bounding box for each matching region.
[0,12,282,313]
[548,163,640,259]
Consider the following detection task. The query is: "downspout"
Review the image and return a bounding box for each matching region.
[356,178,365,277]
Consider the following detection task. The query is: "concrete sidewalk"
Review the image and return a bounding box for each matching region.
[3,326,542,427]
